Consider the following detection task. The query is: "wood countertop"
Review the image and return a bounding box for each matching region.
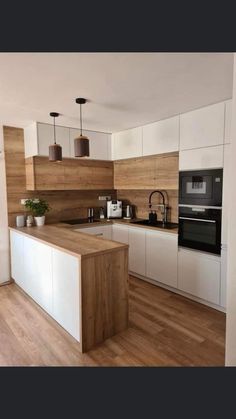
[9,225,128,259]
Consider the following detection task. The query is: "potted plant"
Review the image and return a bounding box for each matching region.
[24,198,51,226]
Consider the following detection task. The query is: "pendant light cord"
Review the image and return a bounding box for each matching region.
[80,103,82,136]
[53,116,56,144]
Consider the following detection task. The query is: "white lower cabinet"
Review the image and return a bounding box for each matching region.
[23,237,53,314]
[112,224,129,244]
[128,227,146,276]
[52,248,80,341]
[178,248,220,305]
[146,230,178,288]
[10,231,25,289]
[10,231,80,342]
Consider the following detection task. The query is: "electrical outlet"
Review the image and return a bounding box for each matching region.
[98,195,111,201]
[20,198,28,205]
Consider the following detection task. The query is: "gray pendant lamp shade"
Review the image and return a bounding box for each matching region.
[74,98,90,157]
[49,112,62,162]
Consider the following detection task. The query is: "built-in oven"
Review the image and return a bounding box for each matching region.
[178,206,222,255]
[179,169,223,206]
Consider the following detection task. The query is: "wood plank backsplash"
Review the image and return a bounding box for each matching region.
[117,189,178,223]
[3,126,116,226]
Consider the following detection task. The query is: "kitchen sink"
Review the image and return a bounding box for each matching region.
[132,220,178,229]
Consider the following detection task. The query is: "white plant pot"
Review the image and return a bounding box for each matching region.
[34,216,45,226]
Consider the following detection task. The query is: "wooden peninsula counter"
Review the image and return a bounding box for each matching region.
[9,224,129,352]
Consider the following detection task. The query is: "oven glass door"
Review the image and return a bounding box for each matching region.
[178,217,221,254]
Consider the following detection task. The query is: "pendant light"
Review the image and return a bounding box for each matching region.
[74,98,90,157]
[49,112,62,162]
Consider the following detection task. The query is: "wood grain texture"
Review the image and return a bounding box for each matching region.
[9,225,128,258]
[114,152,179,190]
[81,249,129,352]
[26,156,114,191]
[3,126,116,226]
[0,276,225,366]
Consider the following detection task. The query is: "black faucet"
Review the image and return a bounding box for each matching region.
[148,190,168,224]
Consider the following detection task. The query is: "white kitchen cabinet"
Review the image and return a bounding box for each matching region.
[112,127,143,160]
[37,123,70,157]
[128,226,146,276]
[179,145,224,171]
[221,246,227,309]
[222,143,230,245]
[24,122,70,158]
[69,128,111,160]
[23,236,53,313]
[146,230,178,288]
[112,224,129,245]
[24,122,111,160]
[10,230,25,289]
[75,225,112,240]
[142,115,179,156]
[224,99,232,144]
[52,248,80,341]
[180,102,225,150]
[178,248,220,305]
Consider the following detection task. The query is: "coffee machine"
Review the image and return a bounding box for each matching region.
[107,200,122,219]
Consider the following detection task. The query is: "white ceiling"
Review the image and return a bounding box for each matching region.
[0,53,233,133]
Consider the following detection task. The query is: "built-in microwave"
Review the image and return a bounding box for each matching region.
[179,169,223,207]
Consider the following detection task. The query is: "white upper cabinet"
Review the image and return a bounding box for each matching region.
[142,115,179,156]
[69,128,111,160]
[37,123,71,157]
[24,122,70,158]
[179,145,224,171]
[24,122,111,160]
[224,99,232,144]
[112,127,142,160]
[180,102,225,151]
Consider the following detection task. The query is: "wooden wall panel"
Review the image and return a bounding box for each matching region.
[114,152,178,190]
[4,127,116,226]
[117,189,178,223]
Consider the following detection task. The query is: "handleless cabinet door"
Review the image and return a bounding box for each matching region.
[128,227,146,276]
[179,145,224,170]
[52,248,80,342]
[180,102,225,150]
[146,230,178,288]
[112,224,129,245]
[112,127,143,160]
[10,231,25,289]
[178,248,220,305]
[75,225,112,240]
[143,116,179,156]
[37,123,70,157]
[23,236,53,313]
[69,128,111,160]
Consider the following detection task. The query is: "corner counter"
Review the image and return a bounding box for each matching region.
[9,225,129,352]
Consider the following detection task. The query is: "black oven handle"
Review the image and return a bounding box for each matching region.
[179,217,216,223]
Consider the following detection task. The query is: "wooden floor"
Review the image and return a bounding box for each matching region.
[0,276,226,366]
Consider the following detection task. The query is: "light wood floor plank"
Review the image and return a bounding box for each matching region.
[0,276,226,366]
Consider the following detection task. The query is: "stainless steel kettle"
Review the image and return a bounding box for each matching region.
[124,205,133,219]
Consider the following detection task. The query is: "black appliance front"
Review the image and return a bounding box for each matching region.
[179,169,223,206]
[178,206,222,255]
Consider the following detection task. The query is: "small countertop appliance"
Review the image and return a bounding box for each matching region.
[107,200,122,219]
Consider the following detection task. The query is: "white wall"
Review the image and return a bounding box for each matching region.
[0,125,10,284]
[225,55,236,365]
